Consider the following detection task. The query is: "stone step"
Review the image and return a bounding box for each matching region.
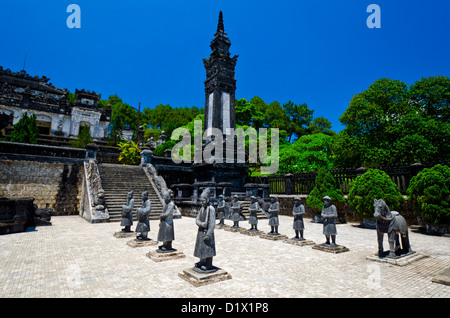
[97,163,163,223]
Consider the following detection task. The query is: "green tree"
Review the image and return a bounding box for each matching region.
[10,112,39,144]
[283,101,314,142]
[407,164,450,224]
[307,117,336,136]
[101,94,137,146]
[248,96,267,129]
[348,169,404,219]
[306,168,345,213]
[277,133,334,174]
[69,125,92,149]
[409,75,450,122]
[235,98,256,126]
[334,77,450,167]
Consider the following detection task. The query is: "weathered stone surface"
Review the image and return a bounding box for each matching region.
[312,243,349,254]
[366,251,427,266]
[113,231,135,238]
[147,249,185,262]
[127,238,157,248]
[432,267,450,286]
[0,159,82,215]
[259,232,288,241]
[240,229,262,236]
[178,267,232,287]
[284,238,315,247]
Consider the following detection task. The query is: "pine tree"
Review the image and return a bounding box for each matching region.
[10,112,39,144]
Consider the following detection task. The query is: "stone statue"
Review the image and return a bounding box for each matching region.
[267,196,280,235]
[321,196,337,246]
[135,191,151,240]
[373,199,411,258]
[194,188,217,272]
[157,190,176,251]
[217,195,226,225]
[230,195,244,228]
[121,191,134,232]
[292,196,305,240]
[248,196,260,231]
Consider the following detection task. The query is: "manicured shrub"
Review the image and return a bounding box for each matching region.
[348,169,404,219]
[307,168,345,212]
[407,164,450,224]
[153,140,176,157]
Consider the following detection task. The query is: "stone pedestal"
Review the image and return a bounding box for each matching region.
[432,267,450,286]
[147,249,185,262]
[259,232,288,241]
[284,238,315,247]
[224,226,246,233]
[178,267,232,287]
[366,251,427,266]
[113,231,136,238]
[240,229,262,236]
[216,224,230,230]
[127,238,158,248]
[312,243,349,254]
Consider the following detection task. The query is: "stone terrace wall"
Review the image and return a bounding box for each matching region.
[0,159,82,216]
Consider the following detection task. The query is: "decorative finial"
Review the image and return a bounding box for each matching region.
[217,11,224,33]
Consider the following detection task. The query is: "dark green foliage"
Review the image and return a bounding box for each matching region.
[10,112,39,144]
[407,164,450,224]
[334,76,450,167]
[69,125,92,149]
[306,168,344,213]
[348,169,404,219]
[153,140,177,157]
[278,133,334,174]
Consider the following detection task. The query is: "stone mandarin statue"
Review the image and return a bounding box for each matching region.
[157,190,176,251]
[121,191,134,232]
[230,195,244,228]
[292,196,305,240]
[194,188,217,272]
[217,195,226,226]
[321,196,338,246]
[135,191,151,240]
[267,196,280,235]
[248,196,260,231]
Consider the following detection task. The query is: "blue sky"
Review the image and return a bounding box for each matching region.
[1,0,449,133]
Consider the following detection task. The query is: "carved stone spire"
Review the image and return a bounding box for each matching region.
[203,11,239,133]
[217,10,224,34]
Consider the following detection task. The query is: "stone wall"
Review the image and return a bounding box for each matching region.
[0,159,82,216]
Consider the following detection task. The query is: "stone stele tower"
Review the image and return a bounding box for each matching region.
[203,11,239,135]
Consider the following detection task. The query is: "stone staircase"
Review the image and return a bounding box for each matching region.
[97,164,163,222]
[239,201,267,219]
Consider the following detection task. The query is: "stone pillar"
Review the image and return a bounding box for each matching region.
[356,167,367,177]
[140,149,153,166]
[85,143,98,161]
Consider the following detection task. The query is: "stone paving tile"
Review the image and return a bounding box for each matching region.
[0,215,448,298]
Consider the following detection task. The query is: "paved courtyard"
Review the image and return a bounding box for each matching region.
[0,215,449,298]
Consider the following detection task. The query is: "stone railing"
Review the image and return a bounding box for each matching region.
[79,159,108,223]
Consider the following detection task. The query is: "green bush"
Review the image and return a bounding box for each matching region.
[306,168,345,212]
[153,140,176,157]
[407,164,450,224]
[10,112,39,144]
[348,169,404,219]
[118,140,141,165]
[69,125,92,149]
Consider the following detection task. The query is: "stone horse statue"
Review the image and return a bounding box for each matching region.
[373,199,411,258]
